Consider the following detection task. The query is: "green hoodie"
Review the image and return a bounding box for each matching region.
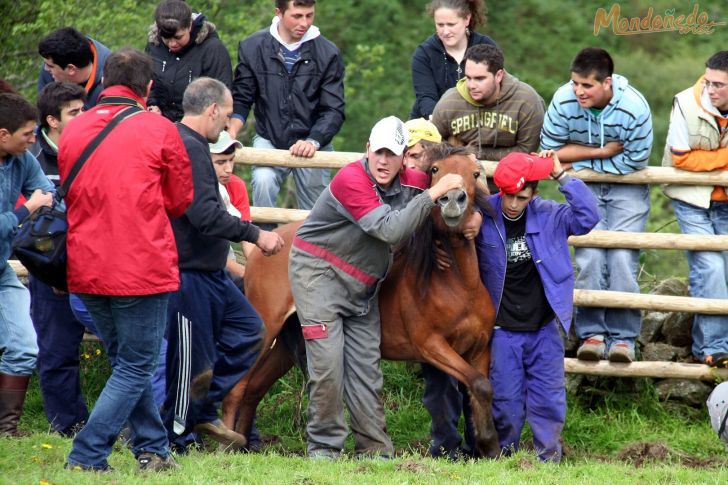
[431,72,545,162]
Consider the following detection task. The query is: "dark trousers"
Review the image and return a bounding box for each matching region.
[163,270,264,443]
[421,363,475,458]
[29,276,95,435]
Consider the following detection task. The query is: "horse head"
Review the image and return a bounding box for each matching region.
[428,145,488,233]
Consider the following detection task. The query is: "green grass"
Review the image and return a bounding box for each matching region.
[6,345,728,483]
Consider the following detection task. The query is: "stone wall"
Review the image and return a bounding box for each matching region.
[565,278,714,405]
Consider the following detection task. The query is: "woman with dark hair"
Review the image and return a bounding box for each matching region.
[145,0,232,122]
[410,0,497,120]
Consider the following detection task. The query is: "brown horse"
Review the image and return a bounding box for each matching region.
[222,148,500,457]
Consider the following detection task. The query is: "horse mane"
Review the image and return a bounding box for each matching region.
[399,178,493,298]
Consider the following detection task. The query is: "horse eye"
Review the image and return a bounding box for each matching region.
[474,171,480,179]
[431,166,439,174]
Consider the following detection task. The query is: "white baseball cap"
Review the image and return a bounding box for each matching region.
[707,382,728,446]
[209,130,243,154]
[368,116,408,156]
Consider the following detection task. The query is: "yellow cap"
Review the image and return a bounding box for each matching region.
[404,118,442,147]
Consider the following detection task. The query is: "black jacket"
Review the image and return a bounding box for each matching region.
[174,123,259,272]
[29,130,60,186]
[146,15,232,122]
[232,29,345,149]
[410,32,497,120]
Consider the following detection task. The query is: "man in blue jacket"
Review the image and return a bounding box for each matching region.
[476,151,599,462]
[540,47,653,363]
[0,93,54,437]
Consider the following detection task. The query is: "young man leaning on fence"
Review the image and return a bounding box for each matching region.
[661,50,728,368]
[541,47,653,363]
[228,0,345,226]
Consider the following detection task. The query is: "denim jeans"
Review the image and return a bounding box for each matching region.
[251,135,332,229]
[574,183,649,346]
[71,293,166,408]
[672,199,728,358]
[67,293,170,468]
[0,263,38,375]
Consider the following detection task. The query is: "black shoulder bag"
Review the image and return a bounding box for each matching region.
[12,102,143,291]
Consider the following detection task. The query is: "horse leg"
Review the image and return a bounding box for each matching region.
[464,346,500,458]
[419,337,499,458]
[229,339,296,437]
[221,334,276,429]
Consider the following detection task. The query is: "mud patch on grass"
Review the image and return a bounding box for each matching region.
[396,459,431,473]
[617,441,725,468]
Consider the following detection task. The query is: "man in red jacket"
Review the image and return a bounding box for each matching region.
[58,47,193,472]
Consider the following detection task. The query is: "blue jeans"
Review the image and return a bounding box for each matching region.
[67,293,171,469]
[490,321,566,462]
[71,294,166,408]
[672,199,728,359]
[574,183,649,346]
[0,263,37,375]
[251,135,332,226]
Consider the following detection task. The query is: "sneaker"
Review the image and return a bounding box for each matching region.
[703,353,728,368]
[64,461,113,472]
[193,419,246,450]
[308,449,342,460]
[608,341,635,363]
[576,335,606,361]
[137,452,179,472]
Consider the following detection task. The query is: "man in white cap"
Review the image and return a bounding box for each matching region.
[289,115,464,459]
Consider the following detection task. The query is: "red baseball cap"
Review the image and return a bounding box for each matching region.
[494,152,553,194]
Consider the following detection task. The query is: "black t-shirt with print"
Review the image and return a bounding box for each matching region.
[496,211,554,331]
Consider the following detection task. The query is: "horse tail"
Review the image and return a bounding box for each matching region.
[280,314,308,373]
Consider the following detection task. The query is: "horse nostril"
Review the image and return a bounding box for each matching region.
[440,196,450,204]
[457,192,467,204]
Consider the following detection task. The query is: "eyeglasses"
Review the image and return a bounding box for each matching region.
[704,79,728,91]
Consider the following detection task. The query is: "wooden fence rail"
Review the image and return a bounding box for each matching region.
[235,147,728,186]
[10,148,728,380]
[564,358,728,381]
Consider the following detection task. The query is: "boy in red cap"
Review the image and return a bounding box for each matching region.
[475,150,599,461]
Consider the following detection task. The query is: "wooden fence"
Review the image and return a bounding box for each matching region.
[11,148,728,381]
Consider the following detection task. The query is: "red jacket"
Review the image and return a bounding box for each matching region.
[226,174,251,221]
[58,86,193,295]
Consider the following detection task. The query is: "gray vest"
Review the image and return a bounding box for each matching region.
[661,85,728,208]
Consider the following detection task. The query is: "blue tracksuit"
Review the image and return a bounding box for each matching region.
[476,175,599,461]
[163,124,264,446]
